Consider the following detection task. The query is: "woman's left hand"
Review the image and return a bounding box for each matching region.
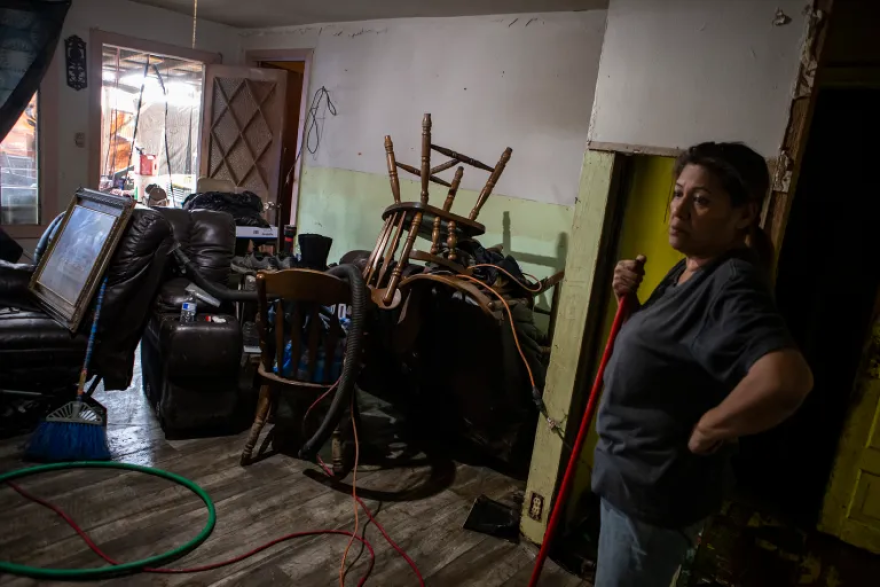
[688,423,725,455]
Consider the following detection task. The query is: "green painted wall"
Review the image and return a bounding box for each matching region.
[296,165,575,312]
[567,154,683,515]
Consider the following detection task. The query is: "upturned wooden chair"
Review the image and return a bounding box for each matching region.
[363,113,512,307]
[240,269,351,471]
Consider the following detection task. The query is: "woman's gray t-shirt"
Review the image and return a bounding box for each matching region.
[592,250,793,527]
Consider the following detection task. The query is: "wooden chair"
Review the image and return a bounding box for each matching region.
[363,113,513,307]
[240,269,351,470]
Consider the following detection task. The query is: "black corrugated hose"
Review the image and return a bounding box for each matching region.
[300,263,366,459]
[173,247,258,302]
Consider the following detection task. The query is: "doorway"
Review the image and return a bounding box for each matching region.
[88,31,221,205]
[734,88,880,524]
[99,45,206,206]
[255,61,305,229]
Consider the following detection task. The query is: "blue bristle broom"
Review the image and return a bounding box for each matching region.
[25,278,111,461]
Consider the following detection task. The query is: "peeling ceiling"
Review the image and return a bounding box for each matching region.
[130,0,607,29]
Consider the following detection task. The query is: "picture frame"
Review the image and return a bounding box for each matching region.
[29,188,134,332]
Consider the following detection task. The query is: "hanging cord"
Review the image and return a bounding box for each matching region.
[297,86,337,162]
[103,47,122,179]
[191,0,198,49]
[281,86,337,189]
[152,63,173,195]
[124,56,151,183]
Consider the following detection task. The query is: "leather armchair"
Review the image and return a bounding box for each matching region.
[140,208,244,436]
[0,208,174,393]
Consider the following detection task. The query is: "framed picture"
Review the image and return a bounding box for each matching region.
[29,189,134,332]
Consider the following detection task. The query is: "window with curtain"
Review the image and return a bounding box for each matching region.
[0,93,39,225]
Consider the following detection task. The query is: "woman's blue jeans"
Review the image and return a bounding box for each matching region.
[595,499,704,587]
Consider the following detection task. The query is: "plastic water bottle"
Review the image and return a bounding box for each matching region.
[180,295,197,323]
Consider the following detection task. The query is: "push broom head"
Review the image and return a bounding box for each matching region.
[25,277,111,462]
[25,398,110,462]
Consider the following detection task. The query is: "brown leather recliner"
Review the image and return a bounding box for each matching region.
[139,208,244,437]
[0,207,174,394]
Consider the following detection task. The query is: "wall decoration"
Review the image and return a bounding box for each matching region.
[65,34,87,90]
[30,189,133,331]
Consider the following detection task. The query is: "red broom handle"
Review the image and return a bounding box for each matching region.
[527,294,634,586]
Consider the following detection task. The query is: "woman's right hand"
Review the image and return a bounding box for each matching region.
[612,255,647,300]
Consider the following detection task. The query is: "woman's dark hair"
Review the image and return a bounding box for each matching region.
[674,141,774,269]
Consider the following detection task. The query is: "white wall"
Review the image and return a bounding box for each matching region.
[588,0,809,158]
[50,0,242,217]
[241,12,607,206]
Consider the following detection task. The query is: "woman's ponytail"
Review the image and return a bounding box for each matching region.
[747,224,775,274]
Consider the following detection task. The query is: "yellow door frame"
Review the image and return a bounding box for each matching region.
[520,150,624,543]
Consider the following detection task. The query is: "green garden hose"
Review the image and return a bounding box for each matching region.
[0,461,215,580]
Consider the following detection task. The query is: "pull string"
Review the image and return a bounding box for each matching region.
[191,0,198,48]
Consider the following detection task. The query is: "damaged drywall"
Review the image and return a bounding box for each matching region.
[241,12,607,206]
[587,0,809,158]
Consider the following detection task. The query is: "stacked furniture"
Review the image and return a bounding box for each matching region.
[363,113,512,308]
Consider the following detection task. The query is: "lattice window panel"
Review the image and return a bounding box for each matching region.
[206,77,279,195]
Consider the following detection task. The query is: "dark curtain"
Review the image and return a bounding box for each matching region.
[0,0,70,142]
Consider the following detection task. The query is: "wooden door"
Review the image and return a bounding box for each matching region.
[820,290,880,554]
[199,65,289,220]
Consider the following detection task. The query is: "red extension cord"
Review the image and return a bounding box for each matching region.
[7,480,376,580]
[6,384,425,586]
[7,462,423,585]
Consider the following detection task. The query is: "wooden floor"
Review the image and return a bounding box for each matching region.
[0,376,585,586]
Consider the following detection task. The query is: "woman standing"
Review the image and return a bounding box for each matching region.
[592,142,813,586]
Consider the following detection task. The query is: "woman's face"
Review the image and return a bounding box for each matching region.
[669,164,755,258]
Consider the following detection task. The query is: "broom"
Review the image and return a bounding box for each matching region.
[25,278,111,462]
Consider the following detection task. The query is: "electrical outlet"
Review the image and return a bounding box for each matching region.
[528,492,544,521]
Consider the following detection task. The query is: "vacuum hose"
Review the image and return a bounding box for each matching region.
[173,247,258,302]
[299,263,367,460]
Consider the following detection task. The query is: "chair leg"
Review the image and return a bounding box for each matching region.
[241,383,273,466]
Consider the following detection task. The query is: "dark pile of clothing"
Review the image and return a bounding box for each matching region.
[458,240,534,299]
[182,191,269,228]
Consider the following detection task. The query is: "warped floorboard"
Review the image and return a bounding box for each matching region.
[0,383,585,586]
